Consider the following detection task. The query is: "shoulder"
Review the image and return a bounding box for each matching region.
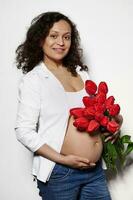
[76,65,90,80]
[24,64,41,81]
[19,65,42,91]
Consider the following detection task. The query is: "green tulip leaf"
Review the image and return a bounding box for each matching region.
[123,142,133,156]
[121,135,131,144]
[107,141,118,159]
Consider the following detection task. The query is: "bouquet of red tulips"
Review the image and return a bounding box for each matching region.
[70,80,133,171]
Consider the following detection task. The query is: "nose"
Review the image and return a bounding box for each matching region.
[57,36,64,46]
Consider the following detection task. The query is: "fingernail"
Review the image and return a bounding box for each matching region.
[90,163,96,166]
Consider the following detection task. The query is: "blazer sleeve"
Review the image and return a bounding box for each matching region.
[14,73,45,152]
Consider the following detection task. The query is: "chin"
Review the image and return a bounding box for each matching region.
[53,55,66,62]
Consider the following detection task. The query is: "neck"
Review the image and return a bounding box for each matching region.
[43,56,63,71]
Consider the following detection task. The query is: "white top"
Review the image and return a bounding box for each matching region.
[14,62,91,183]
[66,88,87,109]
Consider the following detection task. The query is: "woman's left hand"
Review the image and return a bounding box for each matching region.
[103,114,123,144]
[104,130,120,144]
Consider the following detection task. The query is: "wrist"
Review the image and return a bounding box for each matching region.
[57,154,66,165]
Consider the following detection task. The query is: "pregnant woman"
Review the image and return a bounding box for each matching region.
[15,11,115,199]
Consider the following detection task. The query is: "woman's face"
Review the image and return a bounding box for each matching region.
[42,20,71,64]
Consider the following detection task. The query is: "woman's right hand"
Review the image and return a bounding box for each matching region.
[62,154,96,170]
[35,144,96,170]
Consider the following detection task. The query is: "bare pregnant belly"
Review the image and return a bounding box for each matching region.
[61,116,103,163]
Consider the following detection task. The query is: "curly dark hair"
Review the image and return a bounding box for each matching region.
[16,11,88,76]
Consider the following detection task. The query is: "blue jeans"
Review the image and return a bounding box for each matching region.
[37,160,112,200]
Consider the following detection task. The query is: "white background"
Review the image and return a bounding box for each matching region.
[0,0,133,199]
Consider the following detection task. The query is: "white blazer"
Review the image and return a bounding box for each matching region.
[15,62,90,183]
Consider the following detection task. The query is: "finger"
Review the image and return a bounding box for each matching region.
[113,132,118,136]
[111,134,119,144]
[80,161,96,167]
[79,166,88,170]
[105,133,119,143]
[77,157,90,164]
[103,132,112,136]
[89,163,96,167]
[80,163,96,170]
[80,166,90,170]
[104,136,113,142]
[113,130,120,136]
[111,139,116,144]
[79,163,89,168]
[111,136,118,143]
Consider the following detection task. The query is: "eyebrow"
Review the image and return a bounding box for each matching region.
[50,31,71,35]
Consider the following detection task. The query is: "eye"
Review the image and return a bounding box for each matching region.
[64,35,71,40]
[50,34,57,39]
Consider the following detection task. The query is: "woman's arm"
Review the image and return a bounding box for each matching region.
[15,74,46,152]
[35,143,96,169]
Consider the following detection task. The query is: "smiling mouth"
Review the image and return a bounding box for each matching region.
[53,48,65,53]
